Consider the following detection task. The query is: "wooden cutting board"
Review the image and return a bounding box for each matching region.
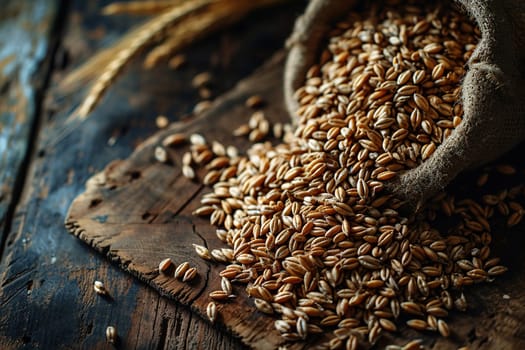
[65,53,525,350]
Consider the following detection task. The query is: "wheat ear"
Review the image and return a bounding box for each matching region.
[70,0,213,119]
[143,0,289,68]
[102,1,179,16]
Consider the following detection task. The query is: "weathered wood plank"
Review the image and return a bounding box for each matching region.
[0,1,301,349]
[0,0,58,245]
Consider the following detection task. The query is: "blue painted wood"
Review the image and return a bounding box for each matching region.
[0,0,58,242]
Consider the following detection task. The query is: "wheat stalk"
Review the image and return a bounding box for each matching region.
[66,0,213,119]
[63,0,291,121]
[102,1,179,16]
[144,0,288,68]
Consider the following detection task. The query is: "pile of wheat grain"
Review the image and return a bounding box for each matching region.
[153,1,524,349]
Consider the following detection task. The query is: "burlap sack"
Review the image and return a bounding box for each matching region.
[284,0,525,208]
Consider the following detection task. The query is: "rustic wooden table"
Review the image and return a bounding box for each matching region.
[1,1,525,350]
[0,1,301,349]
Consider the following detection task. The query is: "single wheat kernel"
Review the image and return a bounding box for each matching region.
[168,54,186,70]
[206,301,217,323]
[209,290,229,301]
[106,326,117,344]
[193,100,212,114]
[182,165,196,180]
[182,267,198,282]
[94,280,107,295]
[155,115,169,129]
[192,72,212,88]
[174,262,190,279]
[193,244,212,260]
[245,95,265,109]
[154,146,168,163]
[158,258,173,274]
[162,133,186,147]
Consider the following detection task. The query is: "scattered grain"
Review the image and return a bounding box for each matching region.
[245,95,265,109]
[156,115,169,129]
[437,319,450,337]
[210,290,229,301]
[171,2,522,349]
[94,280,107,295]
[168,54,186,70]
[192,71,212,88]
[174,262,190,279]
[182,165,196,180]
[182,267,198,282]
[193,244,212,260]
[401,339,423,350]
[199,87,212,100]
[154,146,168,163]
[207,301,217,323]
[158,258,174,274]
[190,133,206,145]
[162,133,186,147]
[193,100,212,114]
[106,326,117,344]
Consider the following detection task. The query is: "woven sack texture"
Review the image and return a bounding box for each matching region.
[284,0,525,208]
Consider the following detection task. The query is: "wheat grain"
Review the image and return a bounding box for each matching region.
[182,267,198,282]
[158,258,173,274]
[154,146,168,163]
[177,1,523,348]
[106,326,117,344]
[193,100,213,114]
[93,280,107,295]
[193,244,212,260]
[207,301,217,323]
[162,133,186,147]
[168,54,186,70]
[174,262,190,279]
[73,0,213,118]
[245,95,265,109]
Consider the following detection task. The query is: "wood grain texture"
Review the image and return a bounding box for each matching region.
[65,51,525,350]
[0,0,58,243]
